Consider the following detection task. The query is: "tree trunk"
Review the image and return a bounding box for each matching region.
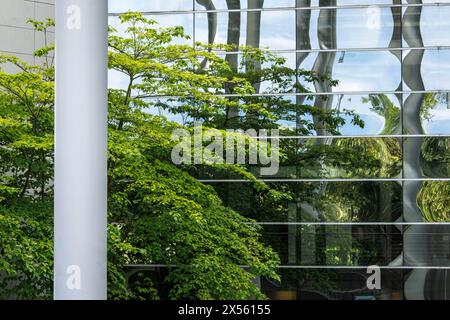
[225,0,242,120]
[196,0,217,69]
[246,0,264,94]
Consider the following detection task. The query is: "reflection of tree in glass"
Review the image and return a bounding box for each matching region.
[362,94,401,135]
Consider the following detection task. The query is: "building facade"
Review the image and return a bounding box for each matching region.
[109,0,450,300]
[0,0,54,72]
[1,0,448,300]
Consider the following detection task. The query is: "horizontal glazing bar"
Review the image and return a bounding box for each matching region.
[0,50,35,57]
[24,0,53,6]
[248,222,450,226]
[205,47,450,54]
[141,90,450,98]
[198,178,450,183]
[0,23,52,32]
[108,2,450,16]
[254,135,450,139]
[124,264,450,270]
[278,266,450,269]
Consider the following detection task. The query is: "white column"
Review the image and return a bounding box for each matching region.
[54,0,108,300]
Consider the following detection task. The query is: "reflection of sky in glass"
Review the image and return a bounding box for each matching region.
[109,14,194,45]
[422,50,450,91]
[194,0,294,10]
[297,51,401,92]
[109,0,193,13]
[195,11,296,50]
[277,94,389,135]
[107,0,450,134]
[424,104,450,134]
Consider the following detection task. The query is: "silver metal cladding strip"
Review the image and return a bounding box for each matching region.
[141,90,450,98]
[109,2,450,16]
[245,222,450,226]
[255,135,450,139]
[198,178,450,183]
[124,264,450,270]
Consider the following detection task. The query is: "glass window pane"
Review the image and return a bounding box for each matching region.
[262,224,403,266]
[262,268,404,300]
[278,94,402,135]
[200,181,403,222]
[210,51,401,93]
[317,0,393,6]
[421,98,450,135]
[305,7,397,50]
[109,14,194,45]
[420,50,450,91]
[404,225,450,267]
[194,11,296,50]
[413,5,450,47]
[263,267,450,300]
[298,51,401,92]
[195,0,294,10]
[109,0,193,13]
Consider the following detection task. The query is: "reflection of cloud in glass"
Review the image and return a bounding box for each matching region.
[195,11,296,50]
[107,1,450,134]
[194,0,294,10]
[109,15,193,45]
[109,0,193,13]
[297,51,400,92]
[422,50,450,90]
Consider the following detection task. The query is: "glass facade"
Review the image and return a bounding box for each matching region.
[109,1,450,300]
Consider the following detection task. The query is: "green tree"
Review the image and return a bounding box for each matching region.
[0,15,282,300]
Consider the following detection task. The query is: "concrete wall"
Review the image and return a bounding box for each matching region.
[0,0,54,72]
